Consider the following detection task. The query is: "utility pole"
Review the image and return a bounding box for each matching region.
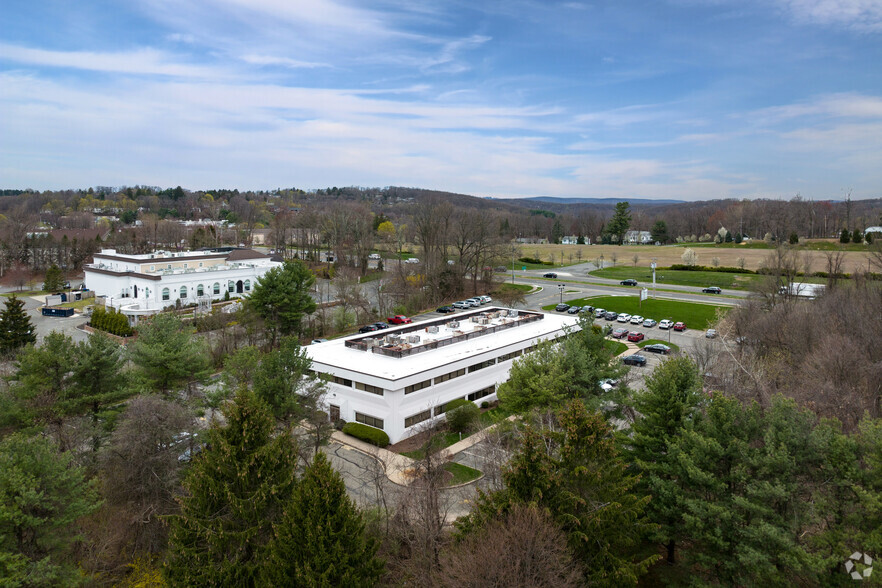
[558,283,565,305]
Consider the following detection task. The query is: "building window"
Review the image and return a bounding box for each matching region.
[150,265,155,271]
[355,382,384,396]
[468,385,496,402]
[405,410,431,428]
[167,264,172,269]
[244,279,251,292]
[197,284,204,296]
[184,263,188,268]
[179,286,187,299]
[468,359,496,373]
[199,262,203,268]
[228,281,235,293]
[434,368,465,384]
[405,379,432,395]
[331,376,352,387]
[162,288,170,301]
[355,412,384,430]
[498,349,523,362]
[213,282,220,295]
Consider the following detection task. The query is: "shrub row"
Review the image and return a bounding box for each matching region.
[342,422,390,448]
[667,264,755,274]
[518,257,554,266]
[89,306,134,337]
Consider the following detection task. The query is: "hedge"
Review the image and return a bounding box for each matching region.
[518,257,554,266]
[89,306,134,337]
[342,422,390,448]
[667,264,755,274]
[444,398,471,412]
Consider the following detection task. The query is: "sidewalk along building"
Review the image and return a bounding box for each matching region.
[306,308,580,444]
[83,248,282,325]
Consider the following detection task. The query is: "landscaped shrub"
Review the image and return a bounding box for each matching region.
[444,398,471,412]
[667,264,756,274]
[518,257,554,266]
[89,306,134,337]
[447,401,480,434]
[342,422,390,447]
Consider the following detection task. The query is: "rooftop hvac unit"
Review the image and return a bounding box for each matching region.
[385,334,401,345]
[447,321,459,329]
[407,335,421,344]
[508,309,518,317]
[471,316,482,323]
[364,338,376,348]
[477,318,489,325]
[427,325,439,334]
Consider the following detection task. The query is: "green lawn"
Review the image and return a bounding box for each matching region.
[478,405,514,427]
[493,282,532,294]
[605,340,628,355]
[445,462,482,486]
[1,290,45,298]
[507,261,556,271]
[546,295,728,329]
[675,241,772,249]
[589,266,758,289]
[637,339,681,352]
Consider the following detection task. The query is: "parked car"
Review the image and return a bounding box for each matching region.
[658,319,674,330]
[617,313,632,323]
[620,279,638,286]
[673,321,686,331]
[604,311,618,320]
[611,328,630,339]
[623,354,648,366]
[436,306,456,313]
[404,257,420,264]
[310,338,329,344]
[462,299,479,308]
[466,298,482,306]
[555,303,571,312]
[642,318,657,328]
[543,272,558,279]
[368,253,381,260]
[372,322,390,330]
[599,378,619,391]
[705,328,718,338]
[567,306,581,314]
[643,343,671,354]
[452,301,469,309]
[581,305,595,314]
[627,331,645,342]
[387,315,413,324]
[702,286,722,294]
[594,308,606,318]
[630,315,644,324]
[478,295,492,304]
[358,324,380,333]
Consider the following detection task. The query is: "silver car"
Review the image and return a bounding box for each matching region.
[642,318,657,328]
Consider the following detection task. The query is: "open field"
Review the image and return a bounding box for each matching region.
[544,295,729,329]
[515,242,876,273]
[589,266,761,289]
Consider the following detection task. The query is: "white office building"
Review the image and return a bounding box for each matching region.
[306,308,580,443]
[84,248,282,324]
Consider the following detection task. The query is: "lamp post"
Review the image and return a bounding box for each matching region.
[558,283,565,304]
[599,253,605,269]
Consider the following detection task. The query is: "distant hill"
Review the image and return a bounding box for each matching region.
[519,196,686,205]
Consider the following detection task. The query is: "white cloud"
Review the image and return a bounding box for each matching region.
[239,54,330,69]
[779,0,882,31]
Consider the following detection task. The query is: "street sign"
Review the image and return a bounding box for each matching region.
[640,288,649,301]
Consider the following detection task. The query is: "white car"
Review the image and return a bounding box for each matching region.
[404,257,420,264]
[452,301,469,309]
[658,319,674,330]
[617,313,632,323]
[630,315,644,325]
[706,329,718,338]
[643,318,657,328]
[368,253,381,260]
[466,298,482,306]
[478,295,492,304]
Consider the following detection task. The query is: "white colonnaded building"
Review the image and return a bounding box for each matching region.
[84,248,282,324]
[306,307,580,444]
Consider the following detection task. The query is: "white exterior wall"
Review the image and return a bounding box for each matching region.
[310,311,576,443]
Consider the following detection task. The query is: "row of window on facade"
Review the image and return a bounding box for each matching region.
[353,385,497,432]
[160,280,251,301]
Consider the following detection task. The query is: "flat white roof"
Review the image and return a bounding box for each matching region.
[306,308,580,381]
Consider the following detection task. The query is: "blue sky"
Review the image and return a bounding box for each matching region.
[1,0,881,200]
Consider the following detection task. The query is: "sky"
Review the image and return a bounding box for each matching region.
[1,1,881,200]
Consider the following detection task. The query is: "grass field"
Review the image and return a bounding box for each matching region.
[605,340,628,355]
[589,266,759,289]
[515,242,875,273]
[493,282,532,294]
[545,295,728,329]
[445,462,482,485]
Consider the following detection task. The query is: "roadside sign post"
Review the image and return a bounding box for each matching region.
[640,287,648,308]
[558,284,565,304]
[651,260,657,299]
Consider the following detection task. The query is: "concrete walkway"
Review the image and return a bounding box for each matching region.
[438,415,518,461]
[330,430,417,486]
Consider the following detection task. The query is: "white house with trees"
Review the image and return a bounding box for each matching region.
[306,308,579,443]
[84,248,282,324]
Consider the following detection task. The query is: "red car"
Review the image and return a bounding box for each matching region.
[673,321,686,331]
[611,328,629,339]
[387,315,413,325]
[627,331,645,342]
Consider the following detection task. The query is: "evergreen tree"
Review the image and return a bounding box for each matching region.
[459,401,657,586]
[247,260,316,347]
[607,202,632,246]
[69,331,130,452]
[650,220,668,244]
[0,434,100,586]
[840,228,851,243]
[0,295,36,355]
[43,263,64,292]
[268,452,384,587]
[623,356,703,564]
[127,313,210,396]
[252,337,319,423]
[165,390,300,586]
[853,228,863,244]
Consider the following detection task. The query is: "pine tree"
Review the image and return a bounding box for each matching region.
[43,263,64,292]
[128,313,209,396]
[268,452,384,587]
[0,433,100,586]
[623,356,703,564]
[164,390,300,587]
[247,260,316,347]
[0,295,36,355]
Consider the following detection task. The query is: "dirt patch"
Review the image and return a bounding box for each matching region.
[387,428,438,454]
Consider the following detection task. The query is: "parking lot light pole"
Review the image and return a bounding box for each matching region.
[558,284,565,304]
